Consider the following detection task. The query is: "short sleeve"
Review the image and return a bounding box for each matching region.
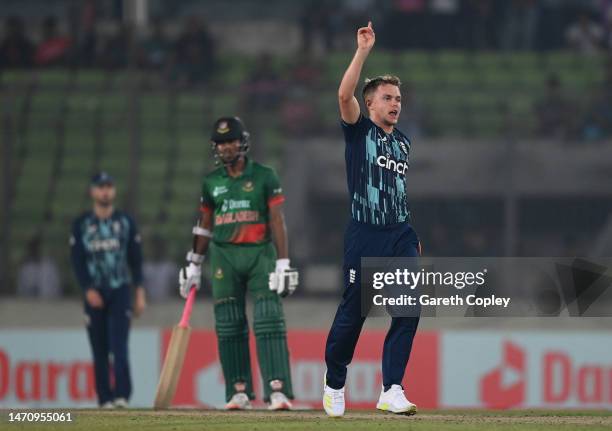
[200,179,213,214]
[341,113,370,144]
[265,168,285,207]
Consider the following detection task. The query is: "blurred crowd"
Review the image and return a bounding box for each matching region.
[2,1,612,73]
[0,12,216,87]
[302,0,612,53]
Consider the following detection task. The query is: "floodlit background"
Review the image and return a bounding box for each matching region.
[0,0,611,410]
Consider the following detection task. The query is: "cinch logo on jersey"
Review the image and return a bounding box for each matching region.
[376,154,409,175]
[88,238,120,252]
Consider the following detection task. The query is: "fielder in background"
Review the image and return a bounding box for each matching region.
[70,172,147,408]
[323,22,421,417]
[178,117,298,410]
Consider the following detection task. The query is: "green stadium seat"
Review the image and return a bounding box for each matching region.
[141,93,169,122]
[322,52,353,85]
[545,51,581,70]
[2,69,32,85]
[102,93,128,112]
[141,131,169,156]
[399,51,433,69]
[472,52,505,68]
[75,70,107,89]
[215,55,251,87]
[433,51,469,69]
[37,70,72,87]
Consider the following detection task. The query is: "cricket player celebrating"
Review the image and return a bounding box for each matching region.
[323,22,420,417]
[70,172,146,408]
[178,117,298,410]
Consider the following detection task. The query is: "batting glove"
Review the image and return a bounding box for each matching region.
[269,258,299,297]
[179,251,204,299]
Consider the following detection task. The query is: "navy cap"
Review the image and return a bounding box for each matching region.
[90,171,115,186]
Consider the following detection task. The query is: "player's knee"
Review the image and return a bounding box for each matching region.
[214,297,248,338]
[253,295,286,335]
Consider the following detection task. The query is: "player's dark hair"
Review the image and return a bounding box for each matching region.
[362,75,402,104]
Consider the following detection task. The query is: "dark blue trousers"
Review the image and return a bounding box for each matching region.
[84,285,132,405]
[325,219,420,390]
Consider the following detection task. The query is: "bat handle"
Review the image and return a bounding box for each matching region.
[178,286,197,328]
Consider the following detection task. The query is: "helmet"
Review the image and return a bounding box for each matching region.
[210,116,250,166]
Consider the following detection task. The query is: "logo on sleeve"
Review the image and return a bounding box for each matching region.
[213,186,228,197]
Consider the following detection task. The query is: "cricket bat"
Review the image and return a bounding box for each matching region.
[153,287,197,409]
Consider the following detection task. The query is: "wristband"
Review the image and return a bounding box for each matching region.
[192,226,213,238]
[186,251,205,265]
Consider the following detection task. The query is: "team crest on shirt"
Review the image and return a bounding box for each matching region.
[87,225,97,234]
[242,181,254,192]
[215,268,224,279]
[398,140,410,155]
[113,221,121,234]
[217,121,229,134]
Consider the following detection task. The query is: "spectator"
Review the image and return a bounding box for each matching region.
[241,53,284,112]
[74,0,98,67]
[428,0,461,49]
[0,16,34,68]
[566,12,604,55]
[173,17,215,86]
[601,0,612,50]
[138,18,170,70]
[299,0,337,54]
[380,0,427,49]
[101,24,133,69]
[143,237,178,302]
[581,63,612,140]
[501,0,539,51]
[16,237,61,298]
[35,16,72,67]
[533,75,574,140]
[458,0,498,50]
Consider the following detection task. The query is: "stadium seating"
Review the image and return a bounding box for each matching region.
[2,50,606,293]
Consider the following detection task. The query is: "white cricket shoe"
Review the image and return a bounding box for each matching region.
[376,385,417,415]
[323,384,345,417]
[100,401,114,409]
[268,391,292,410]
[114,398,128,408]
[225,392,252,410]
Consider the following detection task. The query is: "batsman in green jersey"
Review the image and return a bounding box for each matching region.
[178,117,298,410]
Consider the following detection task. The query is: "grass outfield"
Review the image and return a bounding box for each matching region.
[2,409,612,431]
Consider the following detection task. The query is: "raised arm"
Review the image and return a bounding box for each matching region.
[338,21,375,124]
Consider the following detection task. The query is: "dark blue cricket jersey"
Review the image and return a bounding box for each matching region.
[342,114,411,225]
[70,210,143,291]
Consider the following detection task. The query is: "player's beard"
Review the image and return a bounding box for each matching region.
[95,196,113,208]
[219,150,242,166]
